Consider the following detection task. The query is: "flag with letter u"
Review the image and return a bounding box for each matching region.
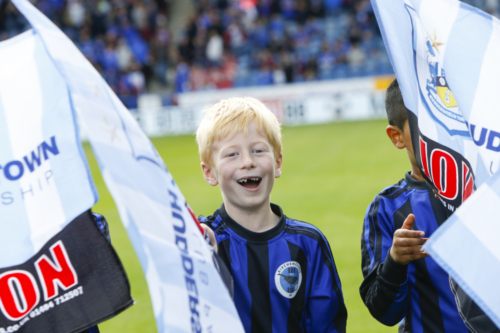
[372,0,500,330]
[0,0,244,332]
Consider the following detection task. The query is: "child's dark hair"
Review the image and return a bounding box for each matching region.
[385,79,408,131]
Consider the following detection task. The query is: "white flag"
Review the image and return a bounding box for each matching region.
[8,0,244,332]
[0,21,131,333]
[0,30,97,269]
[372,0,500,329]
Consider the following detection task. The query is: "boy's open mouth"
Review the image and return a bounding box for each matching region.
[237,177,262,189]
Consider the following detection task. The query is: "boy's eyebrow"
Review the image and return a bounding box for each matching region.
[218,141,270,155]
[218,144,239,153]
[253,140,270,145]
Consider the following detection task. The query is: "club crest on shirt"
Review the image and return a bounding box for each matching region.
[275,261,302,299]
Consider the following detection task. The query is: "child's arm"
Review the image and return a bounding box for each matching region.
[359,200,411,326]
[304,236,347,333]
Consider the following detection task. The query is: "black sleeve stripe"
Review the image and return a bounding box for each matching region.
[284,228,347,332]
[361,208,372,278]
[363,200,377,278]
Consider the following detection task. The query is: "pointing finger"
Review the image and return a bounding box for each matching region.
[402,214,415,230]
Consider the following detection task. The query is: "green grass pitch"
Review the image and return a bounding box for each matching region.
[85,119,406,332]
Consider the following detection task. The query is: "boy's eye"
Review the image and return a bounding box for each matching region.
[254,149,263,153]
[228,152,237,157]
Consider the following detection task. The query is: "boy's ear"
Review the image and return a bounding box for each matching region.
[201,162,218,186]
[275,154,283,178]
[386,125,406,150]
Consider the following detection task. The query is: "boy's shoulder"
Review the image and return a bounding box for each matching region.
[283,215,329,241]
[364,173,414,218]
[369,171,430,205]
[366,172,438,222]
[197,205,223,230]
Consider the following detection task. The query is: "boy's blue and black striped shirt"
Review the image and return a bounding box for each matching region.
[360,172,470,332]
[201,203,347,333]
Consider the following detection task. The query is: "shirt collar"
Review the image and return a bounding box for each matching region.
[404,171,430,191]
[218,203,286,243]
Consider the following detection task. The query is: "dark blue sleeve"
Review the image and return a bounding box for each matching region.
[360,198,410,326]
[305,236,347,333]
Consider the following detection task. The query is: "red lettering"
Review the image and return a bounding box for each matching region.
[0,270,39,321]
[462,162,474,202]
[430,149,459,200]
[420,137,431,178]
[35,241,78,301]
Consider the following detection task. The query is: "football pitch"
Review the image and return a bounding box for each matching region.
[84,119,405,332]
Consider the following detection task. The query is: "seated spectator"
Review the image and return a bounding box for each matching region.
[206,28,223,67]
[347,40,365,68]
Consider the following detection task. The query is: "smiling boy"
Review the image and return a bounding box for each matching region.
[196,97,347,333]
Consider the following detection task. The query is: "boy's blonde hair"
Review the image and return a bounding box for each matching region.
[196,97,282,167]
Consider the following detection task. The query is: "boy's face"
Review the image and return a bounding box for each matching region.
[201,122,282,212]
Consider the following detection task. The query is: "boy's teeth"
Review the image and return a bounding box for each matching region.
[238,178,261,184]
[238,177,260,184]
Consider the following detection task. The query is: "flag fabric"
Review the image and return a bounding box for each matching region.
[0,19,132,333]
[9,0,244,332]
[372,0,500,329]
[429,172,500,330]
[0,211,132,333]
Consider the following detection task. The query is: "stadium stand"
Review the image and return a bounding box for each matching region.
[1,0,498,107]
[175,0,393,92]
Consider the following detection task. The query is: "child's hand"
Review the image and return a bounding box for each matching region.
[201,224,218,253]
[389,214,429,265]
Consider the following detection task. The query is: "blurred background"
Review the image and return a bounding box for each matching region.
[1,0,499,331]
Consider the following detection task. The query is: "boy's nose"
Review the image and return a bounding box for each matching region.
[240,152,256,169]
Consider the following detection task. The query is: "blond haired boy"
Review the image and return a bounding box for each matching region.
[196,97,347,333]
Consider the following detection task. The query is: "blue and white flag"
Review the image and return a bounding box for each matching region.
[0,9,132,333]
[7,0,244,332]
[372,0,500,329]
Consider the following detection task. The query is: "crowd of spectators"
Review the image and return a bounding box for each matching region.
[0,0,171,108]
[175,0,390,92]
[176,0,500,92]
[1,0,500,106]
